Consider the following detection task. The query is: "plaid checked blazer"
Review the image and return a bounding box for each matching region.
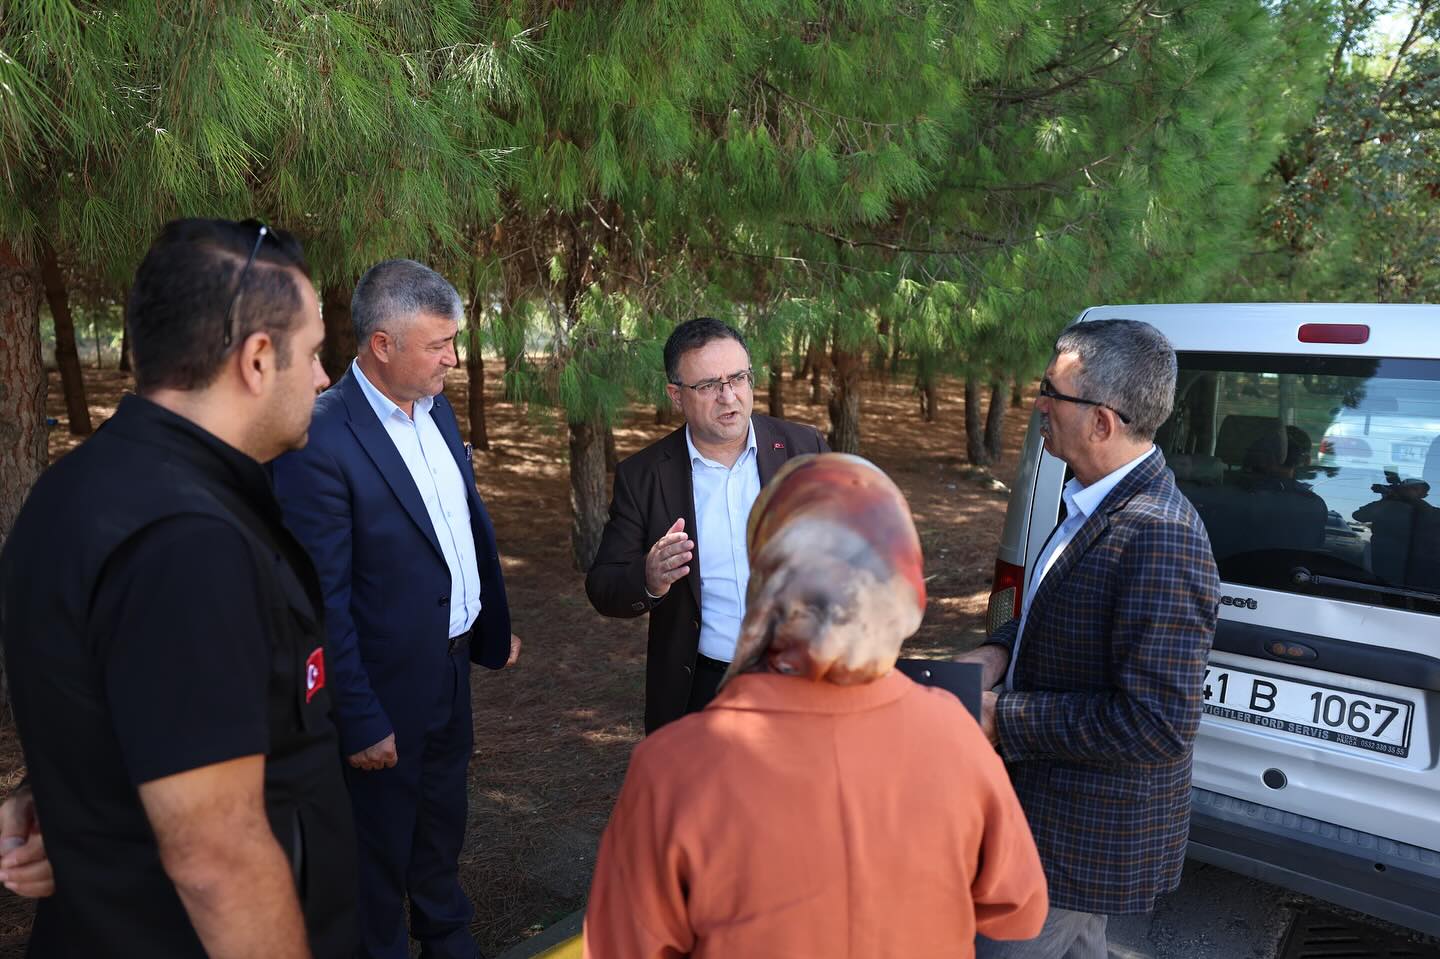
[987,449,1220,915]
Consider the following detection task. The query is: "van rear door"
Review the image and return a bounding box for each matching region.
[1159,351,1440,856]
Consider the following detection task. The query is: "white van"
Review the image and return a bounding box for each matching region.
[986,304,1440,936]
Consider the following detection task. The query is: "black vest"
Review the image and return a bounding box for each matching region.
[0,396,356,958]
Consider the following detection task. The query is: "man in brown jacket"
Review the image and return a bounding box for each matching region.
[585,318,827,732]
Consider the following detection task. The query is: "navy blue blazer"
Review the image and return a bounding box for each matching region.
[271,370,511,756]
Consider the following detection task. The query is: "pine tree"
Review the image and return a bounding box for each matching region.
[487,1,987,566]
[857,0,1332,462]
[0,2,511,537]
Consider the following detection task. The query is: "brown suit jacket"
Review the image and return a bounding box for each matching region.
[585,415,828,732]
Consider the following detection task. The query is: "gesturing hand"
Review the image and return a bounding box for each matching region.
[644,518,694,599]
[347,733,398,771]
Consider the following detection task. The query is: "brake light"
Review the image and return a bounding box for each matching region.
[986,559,1024,637]
[1318,436,1371,458]
[1298,323,1369,344]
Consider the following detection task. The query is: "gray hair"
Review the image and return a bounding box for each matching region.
[1053,318,1176,440]
[351,259,464,348]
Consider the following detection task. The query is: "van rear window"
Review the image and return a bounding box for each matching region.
[1162,353,1440,616]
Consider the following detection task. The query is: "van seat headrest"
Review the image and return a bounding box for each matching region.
[1217,415,1286,468]
[1170,453,1224,486]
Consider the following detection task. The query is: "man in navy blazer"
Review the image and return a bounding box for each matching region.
[960,320,1220,959]
[272,260,519,959]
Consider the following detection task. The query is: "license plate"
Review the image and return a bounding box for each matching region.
[1392,442,1428,464]
[1202,664,1414,758]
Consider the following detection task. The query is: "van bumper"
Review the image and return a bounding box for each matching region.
[1187,787,1440,938]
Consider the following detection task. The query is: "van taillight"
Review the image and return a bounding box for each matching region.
[986,559,1025,637]
[1319,436,1371,458]
[1298,323,1369,344]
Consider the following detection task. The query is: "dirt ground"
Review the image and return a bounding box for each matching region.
[0,362,1032,955]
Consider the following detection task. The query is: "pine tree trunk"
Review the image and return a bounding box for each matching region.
[872,317,890,375]
[768,354,784,419]
[984,378,1009,463]
[497,307,525,402]
[964,377,989,465]
[827,347,863,454]
[918,374,937,422]
[1010,379,1023,409]
[654,404,672,426]
[118,319,131,374]
[91,312,102,369]
[320,285,356,383]
[604,422,618,472]
[1278,377,1297,427]
[38,238,91,435]
[569,418,609,570]
[0,242,47,553]
[464,326,489,452]
[809,344,826,405]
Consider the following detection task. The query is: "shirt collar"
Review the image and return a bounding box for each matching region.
[708,668,913,715]
[351,359,434,423]
[1063,445,1156,521]
[685,417,757,469]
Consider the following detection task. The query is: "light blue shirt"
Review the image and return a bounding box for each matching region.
[352,361,481,639]
[1006,446,1154,690]
[688,420,760,663]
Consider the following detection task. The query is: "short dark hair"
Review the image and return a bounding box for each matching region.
[127,218,310,393]
[351,259,463,347]
[663,317,749,383]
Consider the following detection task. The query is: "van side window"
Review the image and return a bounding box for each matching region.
[1162,354,1440,616]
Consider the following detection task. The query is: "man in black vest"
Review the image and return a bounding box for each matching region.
[0,219,356,958]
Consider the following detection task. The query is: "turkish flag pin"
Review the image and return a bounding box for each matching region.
[774,442,785,450]
[304,647,326,703]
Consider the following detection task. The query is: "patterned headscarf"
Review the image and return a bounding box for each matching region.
[723,453,925,687]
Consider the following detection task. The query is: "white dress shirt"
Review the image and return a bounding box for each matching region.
[689,420,760,663]
[1005,446,1155,690]
[352,361,481,639]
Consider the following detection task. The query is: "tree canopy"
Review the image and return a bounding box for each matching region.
[3,0,1431,561]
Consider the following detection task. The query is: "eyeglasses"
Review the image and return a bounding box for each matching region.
[671,368,754,398]
[1038,377,1132,425]
[222,223,270,349]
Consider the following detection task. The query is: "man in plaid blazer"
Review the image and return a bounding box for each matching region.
[960,319,1220,958]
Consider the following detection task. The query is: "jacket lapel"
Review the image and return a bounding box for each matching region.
[1026,449,1166,623]
[1028,509,1109,618]
[429,392,488,527]
[655,427,701,610]
[339,372,446,563]
[753,415,789,487]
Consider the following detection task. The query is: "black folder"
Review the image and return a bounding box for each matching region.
[895,659,984,720]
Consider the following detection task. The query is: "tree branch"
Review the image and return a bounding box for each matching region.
[1376,0,1434,105]
[793,212,1102,258]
